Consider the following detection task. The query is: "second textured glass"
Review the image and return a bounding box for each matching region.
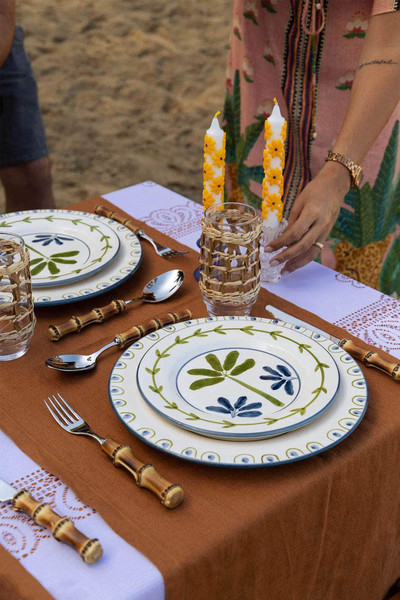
[0,233,36,360]
[199,202,262,317]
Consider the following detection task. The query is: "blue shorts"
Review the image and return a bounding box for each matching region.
[0,26,48,168]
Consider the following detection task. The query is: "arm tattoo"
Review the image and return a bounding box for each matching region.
[358,59,399,71]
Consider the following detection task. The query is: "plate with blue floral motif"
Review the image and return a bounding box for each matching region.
[0,209,121,287]
[109,316,368,467]
[135,317,340,441]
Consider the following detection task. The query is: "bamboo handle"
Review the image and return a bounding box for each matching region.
[339,338,400,381]
[115,309,192,348]
[95,204,141,235]
[12,489,103,563]
[102,439,183,509]
[48,300,126,341]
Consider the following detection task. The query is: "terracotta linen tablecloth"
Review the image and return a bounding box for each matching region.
[1,197,400,600]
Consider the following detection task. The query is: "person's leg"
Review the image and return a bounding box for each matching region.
[1,156,54,213]
[0,26,54,213]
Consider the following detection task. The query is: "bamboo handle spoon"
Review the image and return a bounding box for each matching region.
[48,270,184,341]
[45,309,192,372]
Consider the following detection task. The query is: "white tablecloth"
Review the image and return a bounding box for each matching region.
[1,181,399,600]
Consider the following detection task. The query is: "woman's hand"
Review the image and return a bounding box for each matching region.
[265,161,350,274]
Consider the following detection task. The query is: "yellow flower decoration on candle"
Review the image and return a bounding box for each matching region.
[263,192,282,209]
[209,176,224,196]
[262,199,284,220]
[263,149,271,171]
[281,121,287,142]
[204,135,216,155]
[211,148,226,169]
[202,189,214,209]
[265,167,283,187]
[203,162,215,180]
[264,121,272,141]
[267,138,284,159]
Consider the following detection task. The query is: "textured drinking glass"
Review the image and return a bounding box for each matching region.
[260,218,288,283]
[199,202,262,317]
[0,233,36,360]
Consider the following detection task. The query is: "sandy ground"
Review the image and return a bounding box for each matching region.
[0,0,231,213]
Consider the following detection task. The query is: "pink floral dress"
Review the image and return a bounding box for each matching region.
[225,0,400,295]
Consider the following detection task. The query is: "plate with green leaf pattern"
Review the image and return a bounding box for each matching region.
[136,317,340,441]
[0,209,120,287]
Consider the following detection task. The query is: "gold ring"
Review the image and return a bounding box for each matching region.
[313,241,324,251]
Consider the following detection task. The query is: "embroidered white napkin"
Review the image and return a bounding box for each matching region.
[0,430,164,600]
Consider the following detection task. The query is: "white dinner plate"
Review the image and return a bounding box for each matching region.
[0,209,142,306]
[0,209,121,287]
[136,319,340,440]
[109,316,368,468]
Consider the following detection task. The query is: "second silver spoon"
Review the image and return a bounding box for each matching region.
[48,269,185,341]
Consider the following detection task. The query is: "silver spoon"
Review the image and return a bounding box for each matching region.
[45,308,192,372]
[48,269,185,341]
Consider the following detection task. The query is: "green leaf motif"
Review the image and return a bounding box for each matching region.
[290,407,306,416]
[186,413,201,420]
[222,421,236,428]
[145,367,160,375]
[52,258,77,264]
[314,363,330,372]
[164,402,178,410]
[205,354,223,372]
[0,221,11,228]
[298,343,312,354]
[230,359,255,376]
[243,121,264,161]
[48,261,60,275]
[223,350,239,371]
[30,258,43,266]
[187,369,223,377]
[50,251,79,258]
[380,234,400,295]
[189,377,225,391]
[31,261,47,276]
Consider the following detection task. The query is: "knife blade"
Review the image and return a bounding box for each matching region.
[0,476,103,563]
[265,305,400,381]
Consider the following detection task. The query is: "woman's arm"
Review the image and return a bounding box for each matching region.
[0,0,16,67]
[266,11,400,274]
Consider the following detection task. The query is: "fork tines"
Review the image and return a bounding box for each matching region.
[44,393,83,430]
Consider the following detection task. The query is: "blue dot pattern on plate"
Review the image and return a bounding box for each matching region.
[202,452,219,462]
[341,354,353,363]
[182,447,197,457]
[235,455,255,464]
[262,455,278,463]
[353,379,366,388]
[110,386,123,395]
[308,443,323,451]
[157,440,172,449]
[348,366,361,375]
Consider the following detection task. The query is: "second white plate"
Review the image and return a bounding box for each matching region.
[136,318,340,440]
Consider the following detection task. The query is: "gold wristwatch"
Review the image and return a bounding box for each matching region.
[325,150,363,188]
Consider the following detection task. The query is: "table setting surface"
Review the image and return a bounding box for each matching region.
[1,182,400,600]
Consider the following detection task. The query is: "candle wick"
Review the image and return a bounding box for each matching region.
[214,110,221,118]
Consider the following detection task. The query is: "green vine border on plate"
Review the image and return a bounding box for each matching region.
[146,325,331,429]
